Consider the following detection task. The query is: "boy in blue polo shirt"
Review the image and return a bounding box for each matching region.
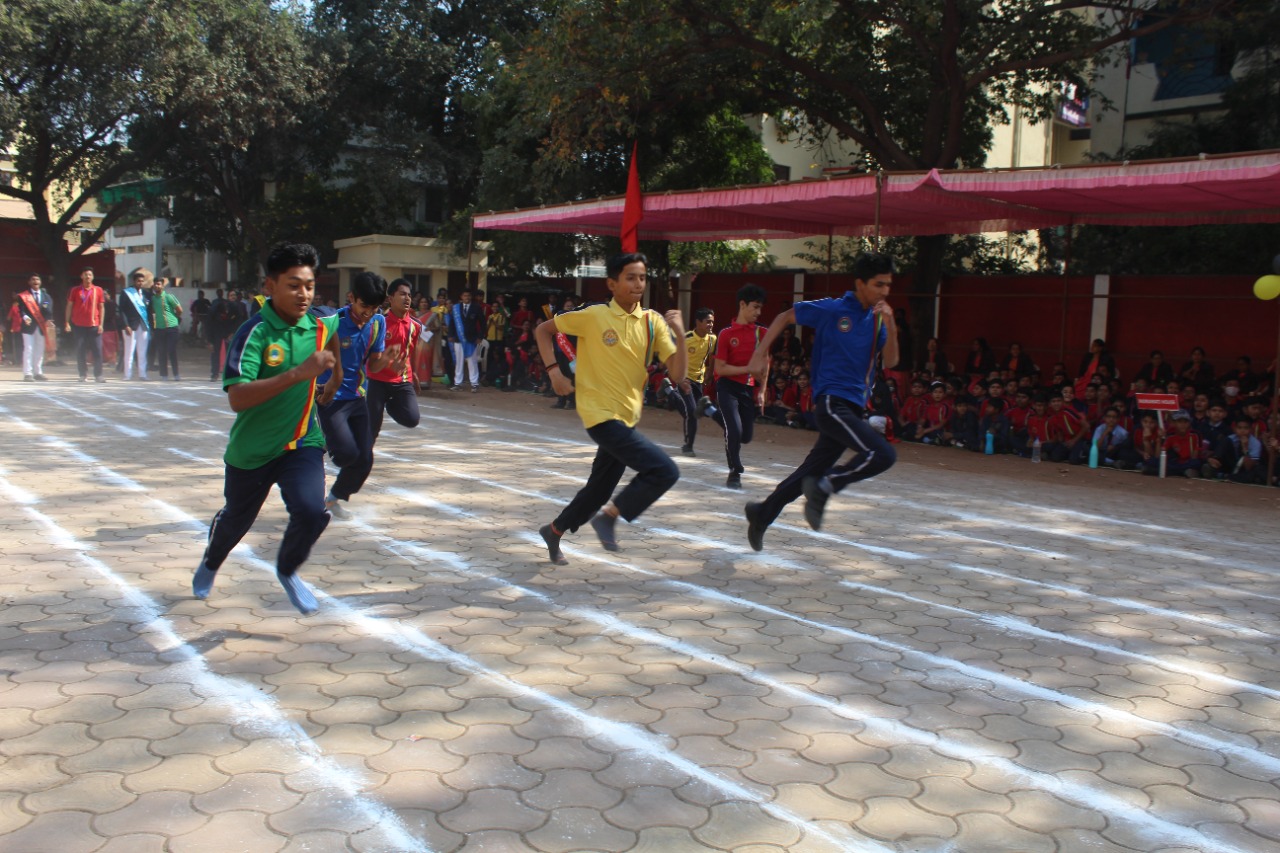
[317,271,397,519]
[192,243,343,614]
[742,253,899,551]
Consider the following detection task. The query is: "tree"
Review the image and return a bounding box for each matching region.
[670,240,776,275]
[131,1,338,281]
[509,0,1234,361]
[470,4,781,278]
[1068,5,1280,275]
[0,0,179,292]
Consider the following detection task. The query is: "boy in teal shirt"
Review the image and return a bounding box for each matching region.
[192,243,343,614]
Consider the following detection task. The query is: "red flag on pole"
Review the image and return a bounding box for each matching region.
[620,141,642,252]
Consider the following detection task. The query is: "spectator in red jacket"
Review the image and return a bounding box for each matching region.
[1143,410,1203,477]
[919,382,952,445]
[1042,392,1087,462]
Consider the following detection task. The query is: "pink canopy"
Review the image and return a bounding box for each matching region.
[473,150,1280,241]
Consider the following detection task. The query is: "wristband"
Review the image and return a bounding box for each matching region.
[545,362,561,372]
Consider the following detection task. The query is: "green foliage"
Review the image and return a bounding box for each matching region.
[669,241,777,274]
[131,0,337,279]
[795,233,1037,275]
[0,0,177,283]
[518,0,1226,173]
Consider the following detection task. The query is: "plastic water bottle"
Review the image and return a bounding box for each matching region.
[1031,437,1042,463]
[984,432,994,455]
[1088,441,1099,469]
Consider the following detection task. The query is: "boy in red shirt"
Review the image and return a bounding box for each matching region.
[782,372,815,429]
[366,278,423,444]
[709,283,769,488]
[919,382,951,445]
[1118,412,1162,471]
[1044,392,1086,462]
[1022,394,1052,458]
[1005,389,1033,454]
[898,379,928,441]
[64,267,108,382]
[1142,410,1203,477]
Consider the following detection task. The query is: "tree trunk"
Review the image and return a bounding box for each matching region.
[907,233,948,370]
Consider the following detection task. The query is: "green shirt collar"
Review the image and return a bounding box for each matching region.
[259,299,316,331]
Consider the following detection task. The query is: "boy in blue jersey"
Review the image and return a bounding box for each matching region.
[742,253,900,550]
[317,271,398,519]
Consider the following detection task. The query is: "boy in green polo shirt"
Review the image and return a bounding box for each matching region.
[192,242,343,614]
[534,252,688,563]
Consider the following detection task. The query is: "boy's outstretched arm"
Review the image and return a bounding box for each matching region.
[746,309,796,377]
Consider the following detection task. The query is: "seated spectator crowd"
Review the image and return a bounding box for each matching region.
[887,338,1279,486]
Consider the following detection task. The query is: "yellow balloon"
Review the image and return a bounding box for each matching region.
[1254,275,1280,301]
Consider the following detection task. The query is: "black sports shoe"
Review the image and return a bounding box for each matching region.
[680,444,696,457]
[725,472,742,489]
[745,501,766,552]
[590,513,620,551]
[539,524,568,565]
[801,476,830,531]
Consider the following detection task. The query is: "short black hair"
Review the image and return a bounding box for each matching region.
[606,252,647,280]
[694,307,714,322]
[736,283,766,305]
[853,252,895,281]
[351,272,388,306]
[265,242,320,277]
[388,278,412,297]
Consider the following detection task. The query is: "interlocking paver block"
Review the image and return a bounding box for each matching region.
[692,801,803,849]
[170,809,284,852]
[0,809,100,852]
[439,787,547,833]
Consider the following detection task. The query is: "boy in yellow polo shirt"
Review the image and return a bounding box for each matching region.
[535,252,689,563]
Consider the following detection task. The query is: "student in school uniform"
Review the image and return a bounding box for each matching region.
[192,243,344,615]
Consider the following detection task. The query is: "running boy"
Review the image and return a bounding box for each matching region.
[318,271,397,519]
[742,253,899,550]
[366,277,423,444]
[669,307,716,456]
[535,253,688,563]
[192,243,343,614]
[710,284,769,488]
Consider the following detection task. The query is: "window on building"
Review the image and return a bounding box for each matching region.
[113,222,144,237]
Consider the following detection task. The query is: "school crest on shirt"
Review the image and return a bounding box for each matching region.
[602,328,619,347]
[265,343,286,367]
[837,316,853,333]
[340,337,353,349]
[729,336,739,348]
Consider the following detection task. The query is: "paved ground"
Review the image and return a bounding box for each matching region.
[2,356,1279,853]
